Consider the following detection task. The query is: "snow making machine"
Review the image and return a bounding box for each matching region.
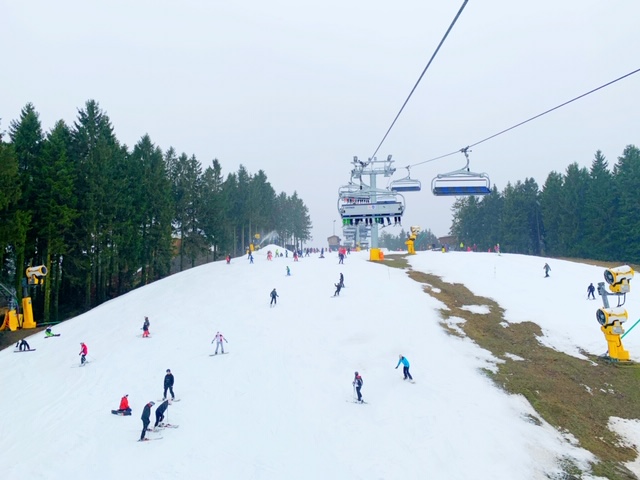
[0,265,48,331]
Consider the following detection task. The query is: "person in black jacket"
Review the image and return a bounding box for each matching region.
[352,372,364,403]
[154,399,171,428]
[334,282,342,297]
[140,401,155,441]
[163,369,175,400]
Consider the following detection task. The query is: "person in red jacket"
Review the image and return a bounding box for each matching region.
[119,395,131,414]
[79,342,88,365]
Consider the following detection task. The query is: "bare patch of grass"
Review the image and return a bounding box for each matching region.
[379,255,640,479]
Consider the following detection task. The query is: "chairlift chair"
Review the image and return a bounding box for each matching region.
[390,167,422,192]
[431,148,491,196]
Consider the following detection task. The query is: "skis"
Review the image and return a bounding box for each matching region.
[14,349,36,353]
[157,424,179,429]
[209,352,229,356]
[138,437,163,442]
[347,400,368,404]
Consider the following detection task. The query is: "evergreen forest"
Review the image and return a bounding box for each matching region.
[450,145,640,262]
[0,101,312,323]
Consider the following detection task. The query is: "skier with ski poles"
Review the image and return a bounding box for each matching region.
[142,316,150,338]
[270,288,279,307]
[139,401,155,441]
[352,371,364,403]
[212,331,228,355]
[587,283,596,300]
[154,398,171,429]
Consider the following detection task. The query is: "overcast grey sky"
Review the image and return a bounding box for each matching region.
[3,0,639,244]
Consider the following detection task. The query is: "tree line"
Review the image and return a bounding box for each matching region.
[0,100,312,323]
[450,145,640,262]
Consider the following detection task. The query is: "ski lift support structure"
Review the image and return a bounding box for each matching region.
[431,147,491,196]
[338,155,398,251]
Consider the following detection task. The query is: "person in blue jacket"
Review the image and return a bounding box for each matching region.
[395,354,413,381]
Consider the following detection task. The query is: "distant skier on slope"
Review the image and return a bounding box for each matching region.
[339,273,344,289]
[353,371,364,403]
[163,369,175,401]
[140,401,155,441]
[270,288,279,307]
[211,331,228,354]
[142,316,150,338]
[79,342,88,365]
[587,283,596,300]
[154,399,171,428]
[395,354,413,381]
[334,282,342,297]
[543,263,551,278]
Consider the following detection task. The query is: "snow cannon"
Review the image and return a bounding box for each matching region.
[596,307,627,329]
[26,265,48,285]
[405,226,420,255]
[596,266,633,362]
[604,265,634,294]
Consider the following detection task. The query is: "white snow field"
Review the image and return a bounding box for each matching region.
[2,246,639,479]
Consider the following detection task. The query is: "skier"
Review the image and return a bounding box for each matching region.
[163,369,175,401]
[396,354,413,381]
[139,401,155,441]
[338,252,344,264]
[334,282,342,297]
[154,398,171,428]
[226,254,231,264]
[339,273,344,288]
[543,263,551,278]
[115,394,132,415]
[142,316,150,338]
[270,288,278,307]
[79,342,88,365]
[587,283,596,300]
[352,371,364,403]
[249,253,254,264]
[286,266,291,276]
[211,331,228,354]
[16,339,30,351]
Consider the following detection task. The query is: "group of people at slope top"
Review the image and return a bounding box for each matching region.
[352,354,414,404]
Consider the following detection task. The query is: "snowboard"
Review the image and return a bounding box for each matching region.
[138,437,162,442]
[157,398,181,402]
[347,400,368,404]
[111,410,132,416]
[209,352,229,356]
[14,349,36,353]
[44,334,61,338]
[158,424,179,429]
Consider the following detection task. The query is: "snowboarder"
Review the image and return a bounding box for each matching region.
[79,342,88,365]
[212,331,228,354]
[353,372,364,403]
[163,369,175,401]
[396,354,413,381]
[270,288,278,307]
[334,282,342,297]
[587,283,596,300]
[286,266,291,276]
[16,339,30,351]
[226,254,231,264]
[154,399,171,428]
[140,401,155,441]
[44,328,59,337]
[142,316,150,338]
[115,394,132,415]
[339,273,344,289]
[544,263,551,278]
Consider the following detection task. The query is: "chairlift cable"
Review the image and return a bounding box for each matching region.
[368,0,469,161]
[409,67,640,169]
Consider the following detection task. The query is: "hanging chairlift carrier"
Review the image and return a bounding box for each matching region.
[338,185,405,225]
[390,167,422,192]
[431,148,491,196]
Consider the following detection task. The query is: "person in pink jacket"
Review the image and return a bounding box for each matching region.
[79,342,88,365]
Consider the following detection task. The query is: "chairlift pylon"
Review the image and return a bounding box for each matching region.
[431,147,491,196]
